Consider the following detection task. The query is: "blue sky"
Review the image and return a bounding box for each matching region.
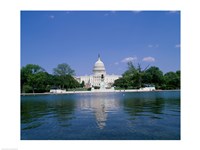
[21,11,180,76]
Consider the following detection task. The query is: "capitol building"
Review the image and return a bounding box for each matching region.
[76,55,121,88]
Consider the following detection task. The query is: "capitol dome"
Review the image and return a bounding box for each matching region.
[93,55,106,75]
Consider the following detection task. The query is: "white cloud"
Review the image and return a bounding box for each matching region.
[148,44,153,48]
[114,62,119,65]
[104,11,116,16]
[168,11,179,14]
[49,15,55,19]
[132,11,142,14]
[175,44,181,48]
[148,44,159,48]
[121,57,137,63]
[142,57,155,62]
[111,11,116,14]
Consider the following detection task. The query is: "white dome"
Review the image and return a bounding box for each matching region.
[93,55,106,75]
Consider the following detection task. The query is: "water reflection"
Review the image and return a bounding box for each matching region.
[123,92,180,119]
[21,95,76,130]
[51,98,75,127]
[77,93,120,129]
[21,91,180,140]
[123,97,164,117]
[21,100,48,129]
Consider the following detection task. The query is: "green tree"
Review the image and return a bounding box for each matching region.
[80,81,85,88]
[33,72,50,92]
[21,64,47,93]
[53,63,79,90]
[53,63,75,76]
[21,64,45,86]
[64,75,80,89]
[176,70,181,88]
[122,62,149,88]
[164,71,180,89]
[113,77,129,89]
[114,62,149,89]
[143,66,164,89]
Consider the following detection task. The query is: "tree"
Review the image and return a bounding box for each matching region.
[164,71,180,89]
[21,64,47,93]
[21,64,45,86]
[113,61,180,90]
[122,62,149,88]
[176,70,181,88]
[53,63,79,89]
[113,77,129,89]
[122,62,136,88]
[114,62,150,89]
[143,66,164,89]
[64,75,80,89]
[53,63,75,76]
[33,72,50,92]
[80,81,85,88]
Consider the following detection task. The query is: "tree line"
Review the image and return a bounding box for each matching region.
[113,62,180,90]
[21,62,180,93]
[21,63,82,93]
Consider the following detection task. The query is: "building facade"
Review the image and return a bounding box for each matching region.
[76,55,121,88]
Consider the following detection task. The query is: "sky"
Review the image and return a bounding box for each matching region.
[21,11,180,76]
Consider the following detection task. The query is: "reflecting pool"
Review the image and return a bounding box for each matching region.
[21,91,180,140]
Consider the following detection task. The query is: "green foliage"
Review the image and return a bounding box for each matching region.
[21,64,46,93]
[53,63,75,76]
[120,62,149,88]
[87,87,91,91]
[93,86,100,89]
[64,75,80,90]
[143,66,164,89]
[21,63,79,93]
[80,81,85,88]
[21,62,181,93]
[113,78,129,89]
[114,62,180,90]
[52,63,77,89]
[22,84,32,93]
[164,71,180,89]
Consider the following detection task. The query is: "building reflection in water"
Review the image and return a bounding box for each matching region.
[77,94,120,129]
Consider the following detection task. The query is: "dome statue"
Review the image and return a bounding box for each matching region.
[93,54,106,75]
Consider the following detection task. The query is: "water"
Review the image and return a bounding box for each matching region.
[21,91,180,140]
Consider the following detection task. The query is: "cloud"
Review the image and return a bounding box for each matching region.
[49,15,55,19]
[166,11,180,15]
[175,44,181,48]
[114,62,119,65]
[121,57,137,63]
[168,11,179,14]
[104,11,116,17]
[148,44,153,48]
[111,11,116,14]
[148,44,159,48]
[142,57,155,62]
[132,11,142,14]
